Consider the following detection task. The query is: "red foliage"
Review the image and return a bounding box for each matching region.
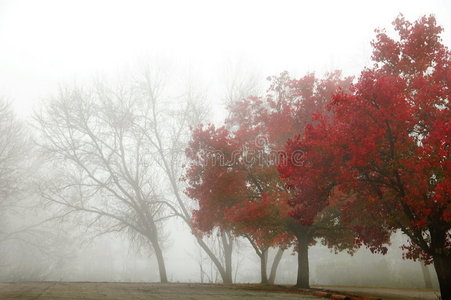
[333,14,450,261]
[282,14,450,261]
[184,71,353,252]
[184,14,450,295]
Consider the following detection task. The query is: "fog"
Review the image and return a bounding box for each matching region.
[0,0,448,289]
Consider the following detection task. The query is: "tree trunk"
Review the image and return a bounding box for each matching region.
[195,236,230,283]
[223,260,233,283]
[433,253,451,300]
[221,231,233,284]
[152,240,168,283]
[245,236,271,285]
[260,249,269,284]
[296,235,309,288]
[420,261,433,289]
[268,248,284,285]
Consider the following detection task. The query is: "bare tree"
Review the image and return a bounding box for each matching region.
[0,99,65,280]
[0,98,39,250]
[0,99,29,215]
[135,68,240,283]
[147,61,272,284]
[35,78,172,282]
[222,58,262,106]
[35,64,249,283]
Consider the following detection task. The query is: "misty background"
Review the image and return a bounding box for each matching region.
[0,0,449,287]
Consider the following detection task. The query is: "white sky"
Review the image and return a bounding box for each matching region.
[0,0,450,117]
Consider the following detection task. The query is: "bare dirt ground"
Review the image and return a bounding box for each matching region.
[0,282,318,299]
[315,285,441,300]
[0,282,441,300]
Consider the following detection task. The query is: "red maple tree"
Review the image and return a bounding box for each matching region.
[185,72,354,287]
[281,15,450,297]
[184,122,293,284]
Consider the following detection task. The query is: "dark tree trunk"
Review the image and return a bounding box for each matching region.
[428,225,451,299]
[296,235,309,288]
[268,248,284,285]
[420,262,433,289]
[260,249,269,284]
[433,253,451,300]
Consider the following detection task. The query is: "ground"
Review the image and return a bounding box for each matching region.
[0,282,316,300]
[0,282,440,300]
[315,285,440,300]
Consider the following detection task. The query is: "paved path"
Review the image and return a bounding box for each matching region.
[0,282,318,299]
[315,285,440,300]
